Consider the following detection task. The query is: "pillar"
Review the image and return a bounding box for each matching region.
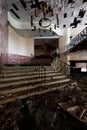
[59,28,71,63]
[0,0,8,68]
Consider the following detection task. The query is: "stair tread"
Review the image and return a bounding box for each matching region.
[0,75,66,88]
[0,84,70,104]
[0,78,70,95]
[0,72,63,82]
[0,65,71,105]
[3,70,60,76]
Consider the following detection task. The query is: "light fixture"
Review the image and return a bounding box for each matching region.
[39,17,51,28]
[30,0,59,29]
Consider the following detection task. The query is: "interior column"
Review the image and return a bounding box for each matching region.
[0,0,8,68]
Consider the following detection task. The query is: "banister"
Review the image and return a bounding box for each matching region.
[51,57,73,76]
[31,54,46,85]
[58,57,71,68]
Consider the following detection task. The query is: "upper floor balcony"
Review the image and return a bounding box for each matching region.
[60,27,87,54]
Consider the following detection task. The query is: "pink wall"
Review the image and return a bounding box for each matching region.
[0,1,34,66]
[0,1,8,67]
[7,53,31,64]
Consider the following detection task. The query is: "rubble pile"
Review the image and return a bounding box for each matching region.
[0,77,87,130]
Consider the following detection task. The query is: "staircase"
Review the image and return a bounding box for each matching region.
[0,65,71,104]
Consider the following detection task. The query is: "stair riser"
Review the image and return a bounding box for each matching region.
[0,79,70,95]
[0,73,63,83]
[0,75,67,89]
[0,83,70,105]
[0,66,71,105]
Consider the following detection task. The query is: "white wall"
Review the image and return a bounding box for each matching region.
[59,28,71,52]
[70,54,87,60]
[8,26,34,57]
[68,50,87,61]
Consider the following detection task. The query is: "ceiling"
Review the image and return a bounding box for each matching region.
[12,27,58,37]
[7,0,87,37]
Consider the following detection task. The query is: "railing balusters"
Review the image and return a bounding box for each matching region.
[51,57,72,76]
[31,54,47,86]
[60,27,87,53]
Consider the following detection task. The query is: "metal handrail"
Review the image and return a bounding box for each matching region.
[51,57,72,76]
[31,54,46,84]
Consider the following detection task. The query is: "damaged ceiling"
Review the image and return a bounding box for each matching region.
[7,0,87,37]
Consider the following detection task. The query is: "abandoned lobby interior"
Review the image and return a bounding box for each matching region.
[0,0,87,130]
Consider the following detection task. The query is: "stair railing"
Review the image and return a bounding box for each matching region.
[59,27,87,53]
[31,54,47,85]
[51,57,72,76]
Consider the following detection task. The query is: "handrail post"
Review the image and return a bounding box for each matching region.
[52,57,71,77]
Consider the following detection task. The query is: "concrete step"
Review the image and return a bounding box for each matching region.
[44,66,55,70]
[0,72,63,83]
[0,65,71,105]
[2,68,35,73]
[3,65,34,69]
[0,78,70,95]
[1,66,58,76]
[3,65,53,71]
[0,75,67,89]
[2,69,59,77]
[0,83,70,104]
